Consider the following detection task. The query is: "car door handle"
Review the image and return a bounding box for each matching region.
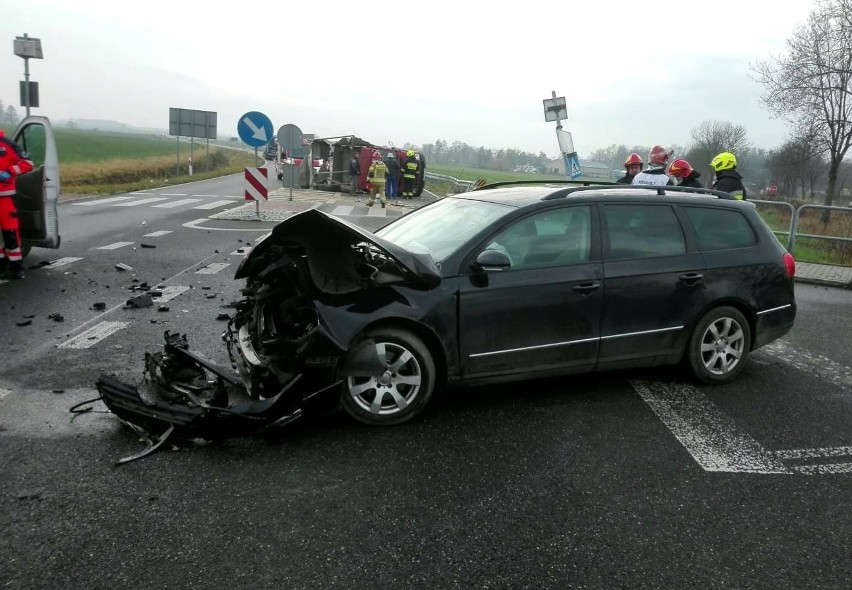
[679,273,704,285]
[572,282,600,293]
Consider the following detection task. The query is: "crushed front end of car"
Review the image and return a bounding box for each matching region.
[94,210,441,463]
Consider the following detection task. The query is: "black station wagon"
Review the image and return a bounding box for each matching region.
[98,182,797,443]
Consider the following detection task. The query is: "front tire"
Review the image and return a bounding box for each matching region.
[686,306,751,384]
[341,328,435,426]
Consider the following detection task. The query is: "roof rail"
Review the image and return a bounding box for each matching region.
[470,178,736,200]
[472,179,616,191]
[540,184,735,200]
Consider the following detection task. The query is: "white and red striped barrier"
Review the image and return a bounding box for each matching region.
[244,167,268,201]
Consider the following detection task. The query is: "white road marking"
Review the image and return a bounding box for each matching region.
[630,379,790,474]
[182,218,271,232]
[331,205,355,216]
[231,246,252,256]
[58,321,130,349]
[193,194,218,197]
[114,197,170,207]
[153,198,203,208]
[143,230,173,237]
[0,388,10,401]
[152,285,190,303]
[195,262,231,274]
[793,463,852,474]
[159,193,187,196]
[366,206,387,217]
[97,241,134,250]
[193,199,237,210]
[42,257,83,269]
[769,446,852,460]
[72,196,136,206]
[760,340,852,390]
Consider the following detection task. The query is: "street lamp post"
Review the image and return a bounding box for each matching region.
[13,33,44,118]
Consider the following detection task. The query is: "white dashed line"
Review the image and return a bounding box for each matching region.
[143,230,173,237]
[42,257,83,269]
[152,285,191,303]
[193,199,237,210]
[195,262,231,275]
[153,198,203,208]
[114,197,170,207]
[96,242,134,250]
[72,196,136,206]
[58,321,130,349]
[159,193,187,196]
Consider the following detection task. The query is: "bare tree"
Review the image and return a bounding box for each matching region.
[754,0,852,220]
[687,120,750,184]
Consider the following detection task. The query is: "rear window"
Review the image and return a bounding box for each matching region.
[683,206,757,251]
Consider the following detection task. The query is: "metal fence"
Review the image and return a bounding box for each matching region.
[752,199,852,256]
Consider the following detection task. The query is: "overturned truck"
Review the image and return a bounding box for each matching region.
[309,135,426,197]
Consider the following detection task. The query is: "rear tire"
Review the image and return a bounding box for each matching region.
[686,306,751,384]
[341,328,435,426]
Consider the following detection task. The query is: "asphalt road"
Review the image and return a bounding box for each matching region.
[1,175,850,590]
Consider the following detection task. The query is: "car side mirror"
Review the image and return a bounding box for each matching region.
[473,249,511,272]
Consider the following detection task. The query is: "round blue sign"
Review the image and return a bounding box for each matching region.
[237,111,274,148]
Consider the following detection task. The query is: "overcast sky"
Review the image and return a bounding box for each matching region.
[1,0,816,158]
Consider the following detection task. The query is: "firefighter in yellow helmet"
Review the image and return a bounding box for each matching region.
[402,149,419,199]
[711,152,747,200]
[366,150,388,208]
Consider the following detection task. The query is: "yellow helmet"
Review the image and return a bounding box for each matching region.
[406,149,415,157]
[711,152,737,172]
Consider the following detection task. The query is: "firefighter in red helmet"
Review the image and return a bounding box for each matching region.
[0,129,33,279]
[667,159,703,189]
[616,153,643,184]
[632,145,674,187]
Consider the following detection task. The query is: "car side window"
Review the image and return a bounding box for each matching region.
[486,206,591,270]
[605,204,686,260]
[683,206,757,251]
[17,123,46,168]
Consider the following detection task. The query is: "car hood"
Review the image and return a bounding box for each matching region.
[235,209,442,290]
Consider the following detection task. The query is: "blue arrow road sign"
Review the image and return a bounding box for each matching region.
[565,151,582,179]
[237,111,274,147]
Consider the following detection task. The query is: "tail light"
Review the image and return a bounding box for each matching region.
[783,252,796,277]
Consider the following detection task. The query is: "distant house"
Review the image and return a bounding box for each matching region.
[513,164,540,174]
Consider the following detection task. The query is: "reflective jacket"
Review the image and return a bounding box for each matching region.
[632,167,673,187]
[368,161,387,185]
[0,135,34,197]
[403,156,419,179]
[713,170,746,200]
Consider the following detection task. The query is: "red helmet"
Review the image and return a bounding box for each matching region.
[624,153,643,168]
[648,145,672,165]
[371,150,382,161]
[667,159,694,179]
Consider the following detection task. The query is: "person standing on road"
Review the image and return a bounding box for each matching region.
[365,151,388,208]
[632,145,674,186]
[667,159,703,188]
[616,153,643,184]
[402,149,419,199]
[349,151,361,194]
[384,152,400,201]
[711,152,747,200]
[0,130,33,280]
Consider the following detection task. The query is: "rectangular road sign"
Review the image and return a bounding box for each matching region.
[244,167,268,201]
[543,96,567,122]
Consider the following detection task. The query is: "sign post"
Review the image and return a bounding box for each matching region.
[238,111,274,217]
[14,34,43,118]
[543,91,581,180]
[277,123,304,202]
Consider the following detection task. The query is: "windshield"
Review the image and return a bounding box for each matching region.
[376,197,514,262]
